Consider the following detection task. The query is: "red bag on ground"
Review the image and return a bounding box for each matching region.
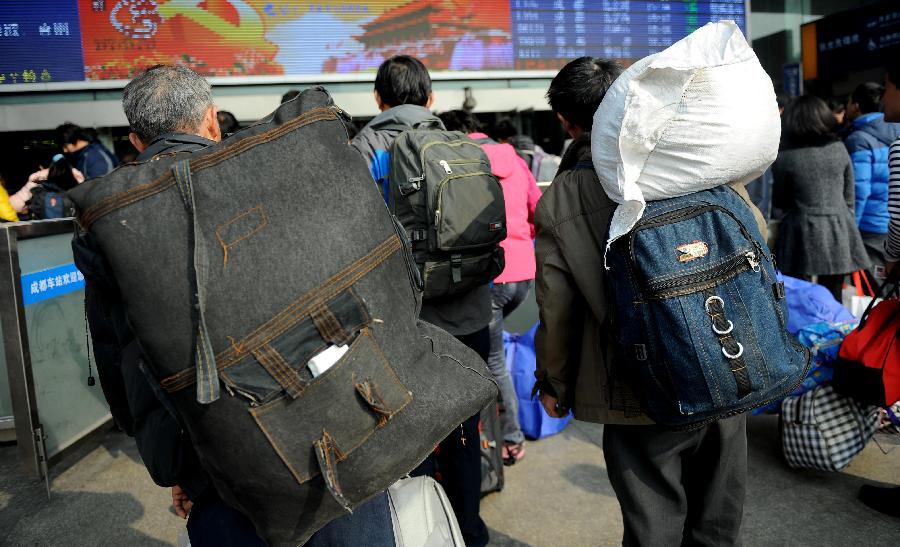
[834,272,900,407]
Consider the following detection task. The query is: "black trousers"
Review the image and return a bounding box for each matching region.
[603,414,748,547]
[412,325,490,547]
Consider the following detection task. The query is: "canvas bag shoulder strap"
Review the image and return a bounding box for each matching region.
[858,266,900,328]
[172,159,220,404]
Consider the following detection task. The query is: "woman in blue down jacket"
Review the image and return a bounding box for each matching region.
[844,82,900,268]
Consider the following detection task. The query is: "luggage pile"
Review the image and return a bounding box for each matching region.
[777,270,900,471]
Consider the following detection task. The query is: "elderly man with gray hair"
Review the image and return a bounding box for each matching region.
[74,65,396,547]
[122,64,222,158]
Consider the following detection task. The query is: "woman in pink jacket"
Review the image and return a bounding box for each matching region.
[440,110,542,463]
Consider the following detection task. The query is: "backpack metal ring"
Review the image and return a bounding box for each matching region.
[712,319,734,335]
[704,295,725,314]
[722,343,744,360]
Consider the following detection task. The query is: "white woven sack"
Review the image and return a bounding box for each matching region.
[592,20,781,251]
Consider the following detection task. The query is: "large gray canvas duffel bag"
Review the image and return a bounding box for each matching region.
[68,87,497,546]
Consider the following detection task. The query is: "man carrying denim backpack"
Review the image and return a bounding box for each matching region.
[533,57,768,546]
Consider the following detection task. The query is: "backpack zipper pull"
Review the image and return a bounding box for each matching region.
[745,251,761,272]
[439,160,452,174]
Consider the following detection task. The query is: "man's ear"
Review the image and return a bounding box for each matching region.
[426,92,434,109]
[202,105,222,142]
[557,112,583,139]
[128,132,146,153]
[375,90,388,112]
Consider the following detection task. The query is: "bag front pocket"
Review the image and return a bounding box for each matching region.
[220,287,371,403]
[249,329,413,493]
[421,247,504,299]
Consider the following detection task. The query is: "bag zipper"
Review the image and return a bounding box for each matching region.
[629,203,765,299]
[645,251,760,300]
[630,204,763,265]
[409,140,485,183]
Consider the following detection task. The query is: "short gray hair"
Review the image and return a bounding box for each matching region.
[122,65,213,142]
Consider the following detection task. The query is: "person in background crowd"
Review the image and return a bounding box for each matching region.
[56,122,118,180]
[494,119,534,164]
[216,111,240,136]
[28,154,82,219]
[0,175,18,222]
[351,56,491,547]
[829,97,847,131]
[439,109,542,465]
[745,94,791,221]
[494,118,560,182]
[856,61,900,519]
[74,64,395,547]
[885,64,900,278]
[10,160,84,213]
[281,89,301,104]
[772,95,870,298]
[534,56,765,546]
[844,82,900,272]
[43,154,81,191]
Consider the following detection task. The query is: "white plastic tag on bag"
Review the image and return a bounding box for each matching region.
[308,344,348,378]
[592,21,781,255]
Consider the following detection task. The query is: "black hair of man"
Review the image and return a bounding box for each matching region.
[47,155,80,191]
[56,122,91,147]
[217,110,240,135]
[781,94,838,148]
[438,110,481,134]
[851,81,885,114]
[494,119,518,141]
[374,55,432,108]
[827,97,846,113]
[281,89,301,104]
[546,57,624,132]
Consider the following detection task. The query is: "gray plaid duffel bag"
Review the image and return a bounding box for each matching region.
[68,87,497,546]
[780,384,880,472]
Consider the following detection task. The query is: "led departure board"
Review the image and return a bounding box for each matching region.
[0,0,746,86]
[511,1,746,69]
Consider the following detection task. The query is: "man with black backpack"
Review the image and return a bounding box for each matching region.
[351,55,502,547]
[533,57,772,546]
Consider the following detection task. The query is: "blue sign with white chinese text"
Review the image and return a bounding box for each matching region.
[783,63,801,97]
[0,0,85,84]
[21,263,85,306]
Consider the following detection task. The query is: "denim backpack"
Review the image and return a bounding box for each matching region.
[388,125,506,298]
[606,186,811,430]
[68,88,497,546]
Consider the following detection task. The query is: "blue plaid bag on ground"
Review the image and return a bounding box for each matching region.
[780,384,881,471]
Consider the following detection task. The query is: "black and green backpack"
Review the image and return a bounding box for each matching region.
[388,125,506,298]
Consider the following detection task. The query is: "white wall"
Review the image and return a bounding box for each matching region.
[0,84,552,132]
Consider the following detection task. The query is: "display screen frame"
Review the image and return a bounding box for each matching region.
[0,0,751,93]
